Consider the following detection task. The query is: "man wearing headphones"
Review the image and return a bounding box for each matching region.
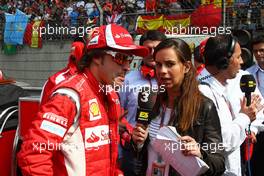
[198,35,261,175]
[118,30,166,175]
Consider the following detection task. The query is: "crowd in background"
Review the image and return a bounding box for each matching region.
[0,0,203,33]
[0,0,264,40]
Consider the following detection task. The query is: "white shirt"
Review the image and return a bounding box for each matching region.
[76,1,85,7]
[147,108,171,176]
[246,65,264,133]
[247,64,264,98]
[66,7,73,16]
[85,3,95,16]
[198,68,250,176]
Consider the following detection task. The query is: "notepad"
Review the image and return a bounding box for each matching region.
[152,126,209,176]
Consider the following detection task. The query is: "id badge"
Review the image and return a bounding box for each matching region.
[151,160,165,176]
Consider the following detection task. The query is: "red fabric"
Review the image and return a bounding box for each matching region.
[199,38,208,56]
[196,64,205,75]
[191,4,222,28]
[23,22,33,45]
[243,136,254,161]
[41,40,84,106]
[70,41,85,62]
[24,20,44,48]
[18,69,122,176]
[141,65,155,78]
[103,2,113,12]
[40,62,78,106]
[0,70,3,80]
[165,13,190,20]
[120,117,133,135]
[119,117,133,148]
[87,24,149,57]
[0,130,16,176]
[165,0,177,4]
[19,99,40,138]
[136,14,190,34]
[146,0,156,12]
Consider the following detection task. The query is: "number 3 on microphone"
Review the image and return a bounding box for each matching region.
[141,91,150,102]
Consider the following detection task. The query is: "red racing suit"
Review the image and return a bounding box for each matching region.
[17,69,122,176]
[40,61,78,106]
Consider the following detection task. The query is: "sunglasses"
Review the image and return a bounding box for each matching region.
[105,51,133,65]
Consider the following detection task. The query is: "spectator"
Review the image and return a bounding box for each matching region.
[61,10,70,27]
[89,6,99,25]
[77,5,88,26]
[85,0,95,17]
[103,0,113,16]
[247,35,264,97]
[70,6,79,27]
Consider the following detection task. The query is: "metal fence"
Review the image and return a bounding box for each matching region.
[0,3,263,43]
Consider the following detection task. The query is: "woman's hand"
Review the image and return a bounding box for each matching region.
[132,123,148,145]
[180,136,202,158]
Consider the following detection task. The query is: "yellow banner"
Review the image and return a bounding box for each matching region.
[201,0,221,7]
[31,21,41,48]
[163,16,190,33]
[201,0,234,6]
[136,15,190,33]
[136,15,164,31]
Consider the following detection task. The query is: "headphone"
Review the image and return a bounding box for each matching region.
[140,65,155,79]
[215,35,237,70]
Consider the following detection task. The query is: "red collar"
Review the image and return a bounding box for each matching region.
[83,69,106,102]
[196,64,205,75]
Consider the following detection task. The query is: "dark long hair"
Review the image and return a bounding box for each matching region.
[153,38,202,132]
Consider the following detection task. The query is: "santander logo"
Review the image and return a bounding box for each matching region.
[115,33,131,39]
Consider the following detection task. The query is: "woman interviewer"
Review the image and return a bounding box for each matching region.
[132,38,225,176]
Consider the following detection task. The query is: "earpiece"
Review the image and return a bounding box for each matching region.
[215,35,236,70]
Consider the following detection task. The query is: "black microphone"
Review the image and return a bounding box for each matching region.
[240,74,256,106]
[135,86,157,125]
